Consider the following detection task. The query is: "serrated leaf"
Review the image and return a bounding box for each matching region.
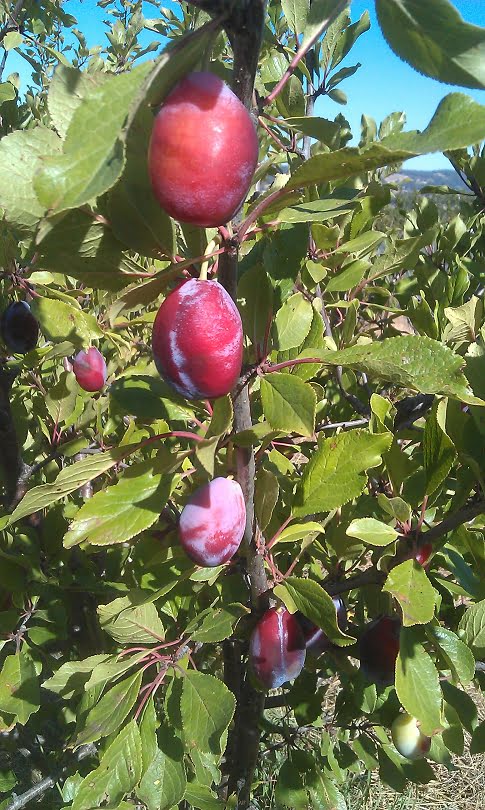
[305,335,484,405]
[255,467,279,531]
[186,604,248,643]
[426,626,475,685]
[261,373,316,437]
[282,0,309,35]
[184,782,224,810]
[98,595,165,645]
[43,654,111,698]
[48,65,109,140]
[423,402,456,495]
[180,672,235,756]
[73,670,142,747]
[84,652,148,691]
[395,627,442,736]
[137,730,186,810]
[346,517,398,546]
[293,430,391,516]
[275,577,355,646]
[375,0,485,90]
[272,521,324,547]
[0,128,61,231]
[34,62,153,214]
[110,374,195,422]
[383,560,437,625]
[0,650,40,725]
[273,293,313,351]
[31,296,102,346]
[275,750,347,810]
[470,721,485,755]
[72,721,142,810]
[64,458,176,548]
[277,197,356,223]
[285,94,485,193]
[458,599,485,655]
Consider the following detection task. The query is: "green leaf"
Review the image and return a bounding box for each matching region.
[186,604,248,643]
[0,128,61,232]
[72,721,142,810]
[383,560,438,626]
[426,626,475,685]
[0,650,40,725]
[375,0,485,90]
[31,296,102,346]
[325,259,369,292]
[0,82,16,104]
[84,652,149,691]
[285,94,485,193]
[395,627,442,736]
[140,696,159,775]
[458,599,485,655]
[277,197,357,223]
[73,670,142,747]
[255,467,279,531]
[293,430,392,516]
[260,373,316,437]
[275,750,347,810]
[306,335,484,405]
[470,721,485,755]
[63,458,176,548]
[110,374,195,422]
[43,654,111,698]
[275,577,355,646]
[180,671,235,756]
[48,65,109,140]
[45,370,79,426]
[423,401,456,495]
[346,517,398,546]
[273,293,313,351]
[205,395,233,439]
[184,782,224,810]
[137,731,186,810]
[34,63,153,214]
[271,521,324,547]
[98,595,165,645]
[282,0,309,36]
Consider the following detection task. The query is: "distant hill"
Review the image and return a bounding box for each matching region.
[387,169,468,191]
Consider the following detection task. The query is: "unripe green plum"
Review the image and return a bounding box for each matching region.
[391,712,431,760]
[148,71,259,227]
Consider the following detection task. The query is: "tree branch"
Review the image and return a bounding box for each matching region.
[0,366,31,510]
[421,500,485,544]
[5,744,96,810]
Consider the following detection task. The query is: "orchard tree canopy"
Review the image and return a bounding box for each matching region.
[0,1,485,809]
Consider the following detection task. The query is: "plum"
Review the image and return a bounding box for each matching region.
[360,615,401,686]
[152,278,243,400]
[249,607,306,690]
[296,596,347,656]
[178,477,246,567]
[72,347,107,392]
[148,71,259,227]
[1,301,39,354]
[414,541,433,566]
[391,712,431,760]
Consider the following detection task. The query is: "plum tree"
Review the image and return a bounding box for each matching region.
[296,596,347,656]
[178,477,246,567]
[249,607,306,690]
[152,278,243,400]
[148,71,259,226]
[391,712,432,760]
[72,347,107,392]
[359,615,401,686]
[0,301,39,354]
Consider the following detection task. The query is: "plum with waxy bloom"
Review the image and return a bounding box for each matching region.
[249,607,306,690]
[152,278,243,400]
[1,301,39,354]
[72,347,107,392]
[148,71,259,227]
[178,477,246,567]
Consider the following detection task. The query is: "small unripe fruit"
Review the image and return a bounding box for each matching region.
[360,615,401,686]
[414,541,433,567]
[391,713,431,760]
[152,278,243,400]
[148,71,259,226]
[296,596,347,656]
[249,607,306,690]
[0,301,39,354]
[178,477,246,567]
[72,347,107,392]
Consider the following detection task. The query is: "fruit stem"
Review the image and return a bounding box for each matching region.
[199,235,222,280]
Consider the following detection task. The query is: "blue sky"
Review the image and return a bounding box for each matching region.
[6,0,485,170]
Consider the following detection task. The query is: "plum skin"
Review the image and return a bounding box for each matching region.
[0,301,39,354]
[391,713,431,760]
[152,278,243,400]
[72,347,107,392]
[249,607,306,690]
[414,541,433,566]
[359,615,401,686]
[296,596,347,656]
[148,71,259,227]
[178,477,246,567]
